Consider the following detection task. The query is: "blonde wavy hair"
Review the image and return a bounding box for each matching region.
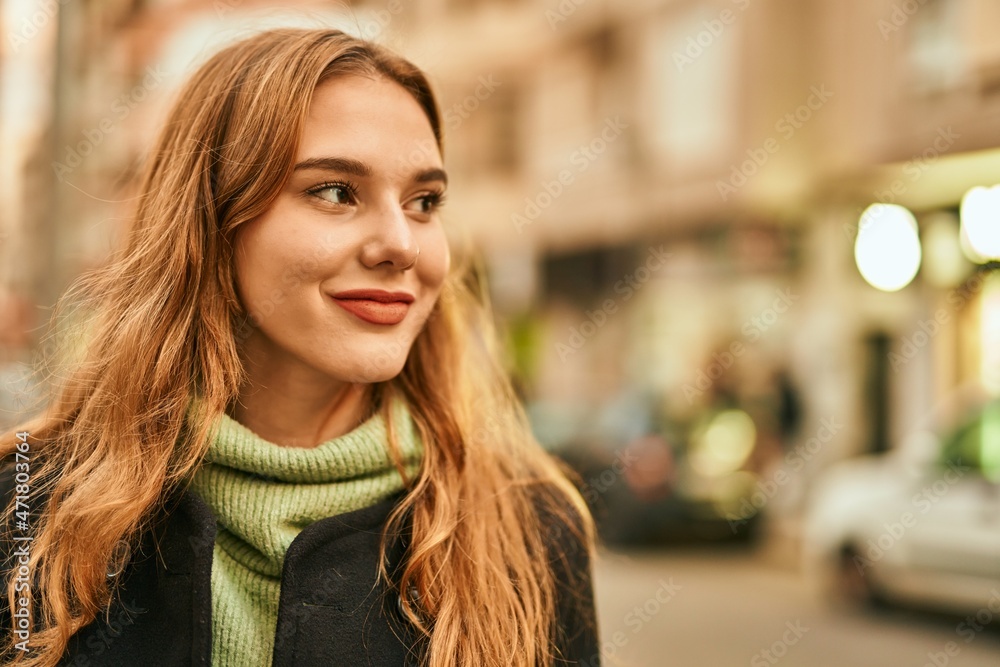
[0,28,595,666]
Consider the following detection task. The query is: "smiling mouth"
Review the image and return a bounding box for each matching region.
[331,297,410,325]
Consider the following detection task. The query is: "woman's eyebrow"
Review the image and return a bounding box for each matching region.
[293,156,372,176]
[293,157,447,186]
[415,168,448,186]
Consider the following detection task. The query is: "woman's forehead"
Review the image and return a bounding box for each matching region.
[297,74,442,174]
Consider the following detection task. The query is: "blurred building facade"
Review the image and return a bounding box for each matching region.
[2,0,999,530]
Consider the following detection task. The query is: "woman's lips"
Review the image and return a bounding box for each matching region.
[332,298,409,325]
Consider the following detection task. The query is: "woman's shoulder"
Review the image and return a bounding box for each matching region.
[0,458,25,572]
[521,480,597,599]
[524,481,601,663]
[0,457,22,519]
[0,452,48,511]
[0,452,55,557]
[527,480,594,553]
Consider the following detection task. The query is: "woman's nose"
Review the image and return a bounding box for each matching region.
[360,201,419,270]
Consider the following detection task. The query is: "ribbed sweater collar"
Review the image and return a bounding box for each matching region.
[186,392,423,576]
[200,393,422,483]
[183,392,423,667]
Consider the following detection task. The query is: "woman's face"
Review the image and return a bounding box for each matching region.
[233,74,450,385]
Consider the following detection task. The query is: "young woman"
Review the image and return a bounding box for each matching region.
[0,28,599,667]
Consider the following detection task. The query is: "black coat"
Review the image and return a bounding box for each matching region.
[0,461,600,666]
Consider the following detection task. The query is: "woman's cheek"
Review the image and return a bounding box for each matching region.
[422,231,451,288]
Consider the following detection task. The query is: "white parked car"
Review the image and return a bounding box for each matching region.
[802,400,1000,616]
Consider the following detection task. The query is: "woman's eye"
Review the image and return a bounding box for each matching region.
[407,192,446,214]
[310,183,356,205]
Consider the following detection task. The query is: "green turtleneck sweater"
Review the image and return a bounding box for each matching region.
[186,394,423,667]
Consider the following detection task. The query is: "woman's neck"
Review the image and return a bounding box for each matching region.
[229,376,373,448]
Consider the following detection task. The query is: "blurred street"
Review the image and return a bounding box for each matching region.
[3,1,1000,664]
[593,546,1000,667]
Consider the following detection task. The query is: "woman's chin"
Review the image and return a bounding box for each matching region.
[343,358,408,384]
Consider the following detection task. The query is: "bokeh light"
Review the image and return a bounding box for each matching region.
[854,204,922,292]
[960,185,1000,260]
[690,409,757,477]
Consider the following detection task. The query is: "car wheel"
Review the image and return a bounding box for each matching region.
[833,544,888,610]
